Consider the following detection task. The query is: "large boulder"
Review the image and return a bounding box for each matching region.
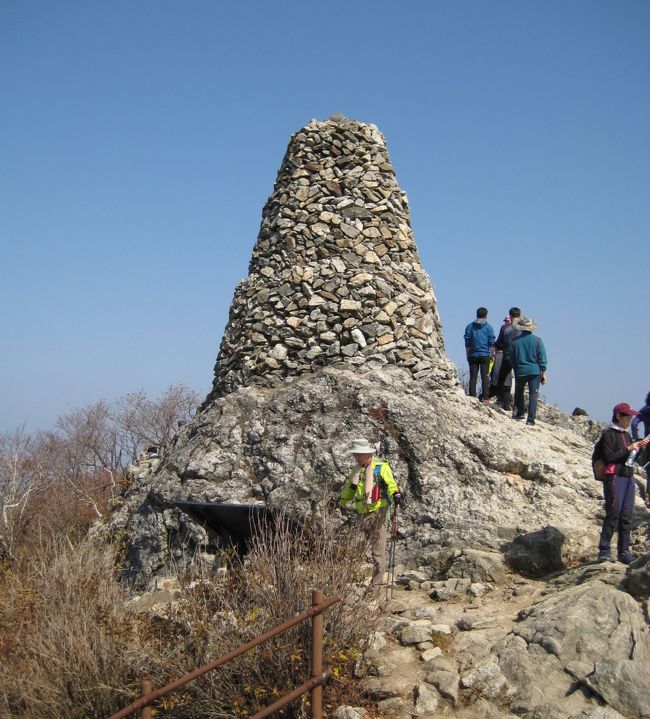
[494,581,650,718]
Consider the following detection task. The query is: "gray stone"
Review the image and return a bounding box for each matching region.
[414,683,439,714]
[460,661,509,700]
[400,623,432,645]
[425,667,460,704]
[340,222,361,238]
[512,582,649,670]
[457,616,497,631]
[350,328,367,348]
[446,549,507,584]
[420,647,443,662]
[341,343,359,357]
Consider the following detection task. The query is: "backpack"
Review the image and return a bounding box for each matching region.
[370,460,404,505]
[591,436,606,481]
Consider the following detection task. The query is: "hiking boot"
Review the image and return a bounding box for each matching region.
[526,420,536,427]
[597,552,613,563]
[618,552,635,565]
[512,414,525,421]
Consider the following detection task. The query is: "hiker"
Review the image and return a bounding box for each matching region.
[631,391,650,498]
[509,316,547,426]
[464,307,496,403]
[339,438,401,585]
[494,307,521,410]
[597,403,650,563]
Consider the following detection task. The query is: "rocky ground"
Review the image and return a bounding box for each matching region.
[335,549,650,719]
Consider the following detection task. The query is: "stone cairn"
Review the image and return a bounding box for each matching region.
[205,115,448,403]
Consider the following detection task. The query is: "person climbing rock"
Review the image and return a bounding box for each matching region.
[339,438,401,585]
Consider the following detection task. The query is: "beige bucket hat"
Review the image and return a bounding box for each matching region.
[348,438,376,454]
[514,316,537,332]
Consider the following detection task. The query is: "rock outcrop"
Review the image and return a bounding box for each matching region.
[102,115,650,718]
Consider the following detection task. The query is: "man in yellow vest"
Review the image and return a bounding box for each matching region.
[339,438,402,585]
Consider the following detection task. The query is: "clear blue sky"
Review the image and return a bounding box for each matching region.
[2,0,649,431]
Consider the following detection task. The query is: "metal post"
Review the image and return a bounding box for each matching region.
[311,590,324,719]
[140,679,153,719]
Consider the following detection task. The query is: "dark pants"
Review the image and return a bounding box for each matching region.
[598,475,635,557]
[496,357,514,409]
[514,374,541,421]
[468,357,490,400]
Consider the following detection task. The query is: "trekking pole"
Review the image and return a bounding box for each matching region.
[387,506,398,600]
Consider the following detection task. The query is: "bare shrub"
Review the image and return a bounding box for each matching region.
[0,538,144,719]
[141,511,378,718]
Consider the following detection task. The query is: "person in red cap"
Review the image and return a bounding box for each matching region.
[596,403,650,563]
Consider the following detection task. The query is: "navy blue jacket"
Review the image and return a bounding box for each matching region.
[464,319,496,359]
[495,323,520,354]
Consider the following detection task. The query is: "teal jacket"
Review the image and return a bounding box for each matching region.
[339,459,398,515]
[509,332,547,377]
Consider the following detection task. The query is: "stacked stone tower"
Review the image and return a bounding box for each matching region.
[107,120,625,685]
[205,115,446,403]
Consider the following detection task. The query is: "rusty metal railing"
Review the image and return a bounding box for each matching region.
[108,590,340,719]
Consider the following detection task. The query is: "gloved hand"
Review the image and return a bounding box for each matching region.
[393,492,405,508]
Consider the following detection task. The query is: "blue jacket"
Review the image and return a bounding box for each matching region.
[464,319,496,359]
[509,332,547,377]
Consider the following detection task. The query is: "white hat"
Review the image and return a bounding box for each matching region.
[348,438,376,454]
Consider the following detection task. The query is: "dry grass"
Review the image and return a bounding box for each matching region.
[0,538,145,719]
[0,510,380,718]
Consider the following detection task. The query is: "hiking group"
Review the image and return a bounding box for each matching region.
[464,306,547,426]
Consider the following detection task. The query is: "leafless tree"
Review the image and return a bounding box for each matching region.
[1,384,201,557]
[0,426,48,559]
[115,384,200,459]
